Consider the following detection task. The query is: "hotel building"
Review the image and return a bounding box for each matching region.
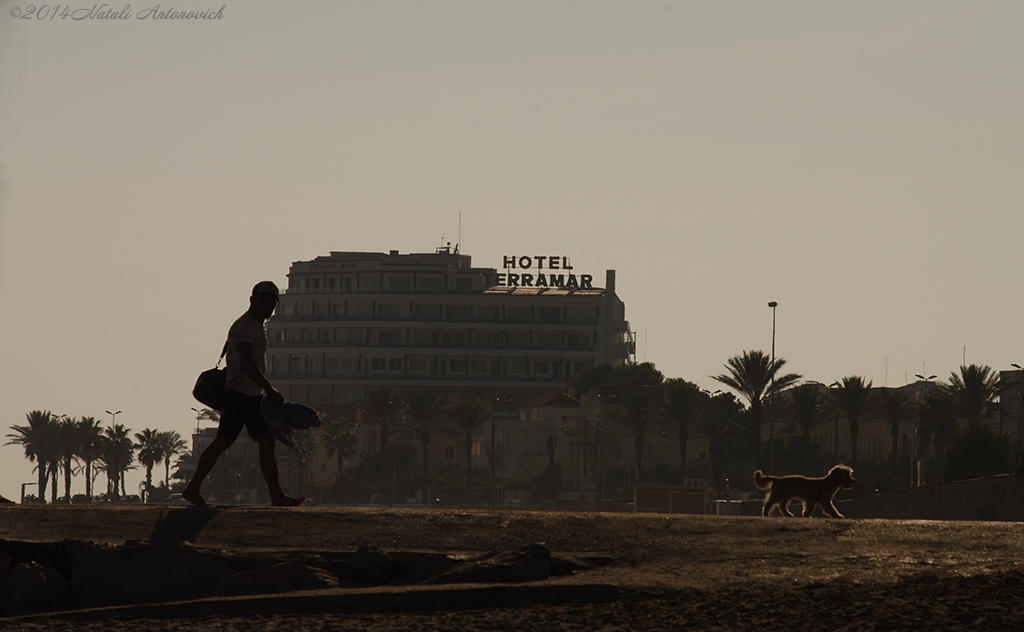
[265,248,635,417]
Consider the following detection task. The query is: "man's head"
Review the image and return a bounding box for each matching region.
[249,281,280,320]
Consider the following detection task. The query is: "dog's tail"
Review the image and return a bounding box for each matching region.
[753,470,776,489]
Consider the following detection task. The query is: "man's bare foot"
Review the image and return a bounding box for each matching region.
[181,489,207,507]
[271,496,305,507]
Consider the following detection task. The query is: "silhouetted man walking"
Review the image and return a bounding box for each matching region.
[183,281,303,507]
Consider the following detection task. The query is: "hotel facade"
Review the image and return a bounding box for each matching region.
[265,248,635,417]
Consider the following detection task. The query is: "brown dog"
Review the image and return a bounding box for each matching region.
[752,465,855,518]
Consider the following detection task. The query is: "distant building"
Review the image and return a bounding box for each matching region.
[265,247,635,419]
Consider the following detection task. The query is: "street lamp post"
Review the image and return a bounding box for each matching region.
[912,374,936,486]
[105,410,121,428]
[767,301,777,473]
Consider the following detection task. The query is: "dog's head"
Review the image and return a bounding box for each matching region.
[827,465,856,489]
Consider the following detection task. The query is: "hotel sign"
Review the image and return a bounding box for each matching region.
[485,255,593,289]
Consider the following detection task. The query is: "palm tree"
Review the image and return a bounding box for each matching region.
[778,383,833,474]
[444,400,492,490]
[828,376,879,469]
[692,393,744,494]
[157,430,188,488]
[76,417,104,500]
[712,350,801,469]
[598,387,661,484]
[659,379,708,483]
[354,386,405,453]
[944,364,1000,426]
[54,416,83,503]
[403,389,448,482]
[134,428,163,502]
[917,388,959,481]
[320,416,358,492]
[99,424,135,499]
[6,410,58,502]
[877,388,914,476]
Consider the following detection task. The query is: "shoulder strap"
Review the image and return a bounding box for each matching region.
[216,340,228,368]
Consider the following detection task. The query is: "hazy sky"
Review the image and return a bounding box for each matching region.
[1,1,1021,502]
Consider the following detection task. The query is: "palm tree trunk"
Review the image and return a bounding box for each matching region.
[849,421,859,468]
[677,428,688,485]
[37,463,48,503]
[420,434,430,482]
[634,435,644,485]
[890,428,900,475]
[63,456,73,503]
[465,437,473,490]
[750,402,764,470]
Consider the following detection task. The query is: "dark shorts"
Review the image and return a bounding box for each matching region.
[218,388,272,441]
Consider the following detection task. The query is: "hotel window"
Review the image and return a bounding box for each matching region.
[538,307,560,324]
[377,303,400,319]
[378,330,401,346]
[510,360,528,376]
[567,333,591,350]
[503,332,528,349]
[419,276,444,293]
[476,305,500,322]
[414,303,441,320]
[350,302,373,319]
[387,276,412,292]
[449,359,466,373]
[470,359,489,374]
[388,358,403,371]
[441,331,467,348]
[474,331,500,348]
[506,306,531,323]
[446,305,472,321]
[444,446,456,461]
[408,357,428,373]
[532,361,550,376]
[412,330,436,347]
[472,441,482,457]
[370,358,387,371]
[537,332,561,350]
[360,276,381,292]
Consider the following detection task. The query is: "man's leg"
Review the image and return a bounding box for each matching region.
[182,435,235,507]
[255,433,304,506]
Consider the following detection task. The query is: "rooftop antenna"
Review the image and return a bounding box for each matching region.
[456,211,461,254]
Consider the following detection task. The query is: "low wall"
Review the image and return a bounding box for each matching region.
[840,474,1024,521]
[633,486,706,515]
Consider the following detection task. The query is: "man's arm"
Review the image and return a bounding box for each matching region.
[235,341,284,404]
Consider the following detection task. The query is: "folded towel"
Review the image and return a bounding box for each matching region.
[259,398,321,455]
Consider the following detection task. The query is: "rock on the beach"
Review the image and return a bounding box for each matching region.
[0,547,12,579]
[339,545,395,585]
[423,551,552,585]
[69,542,238,606]
[0,562,69,615]
[217,560,338,595]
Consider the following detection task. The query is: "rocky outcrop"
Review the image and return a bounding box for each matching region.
[0,561,69,615]
[217,559,338,595]
[0,539,592,615]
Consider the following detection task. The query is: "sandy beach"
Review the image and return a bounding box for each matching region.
[2,504,1023,630]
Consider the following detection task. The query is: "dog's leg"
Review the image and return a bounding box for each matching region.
[781,500,795,517]
[822,501,845,519]
[802,502,814,518]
